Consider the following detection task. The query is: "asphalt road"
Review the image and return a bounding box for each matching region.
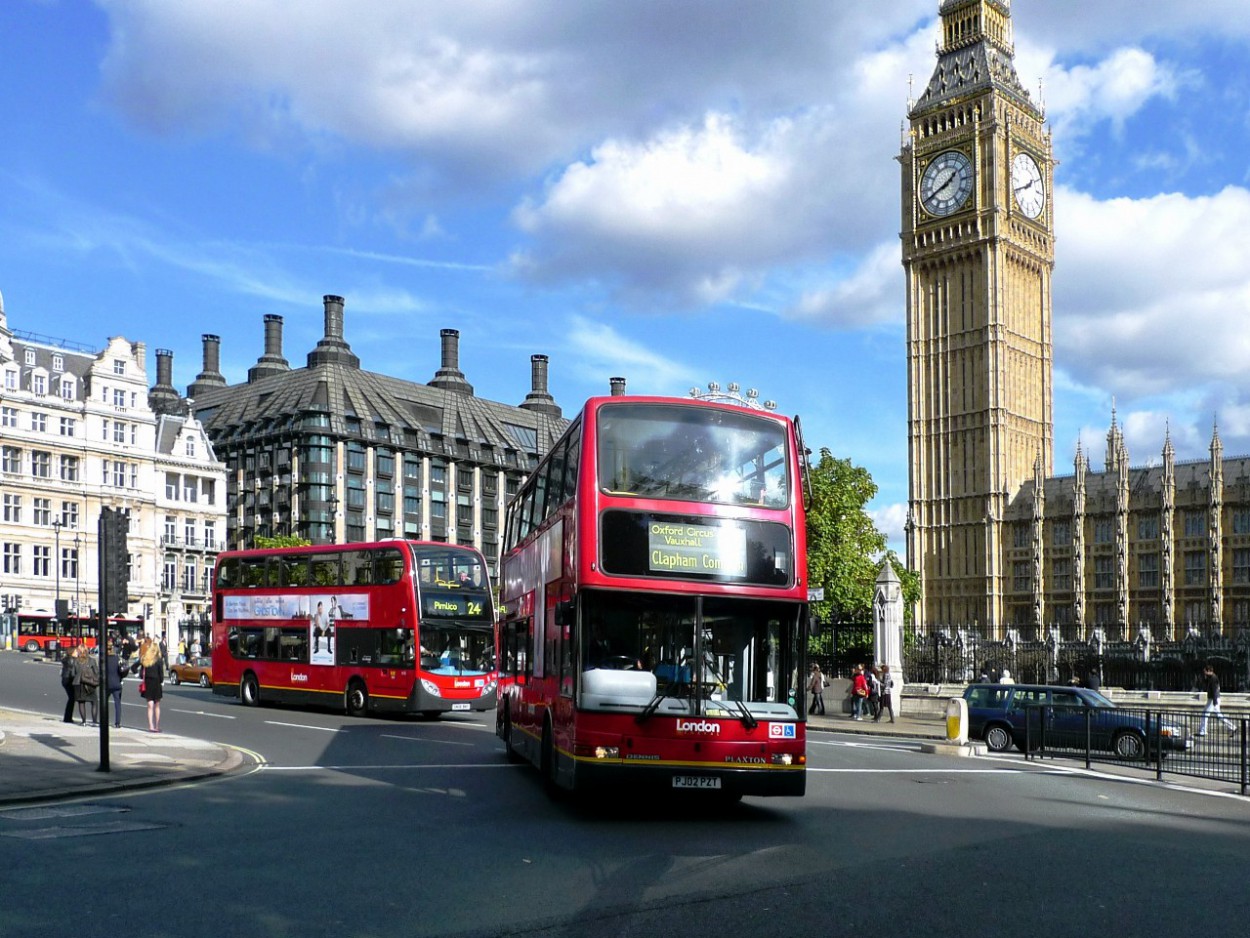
[2,651,1249,938]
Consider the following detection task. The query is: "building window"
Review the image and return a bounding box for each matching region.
[1185,510,1206,538]
[32,544,50,577]
[33,498,51,526]
[1012,560,1030,592]
[0,406,15,428]
[1138,553,1159,588]
[24,349,35,365]
[1052,558,1071,592]
[1,446,20,474]
[1234,549,1250,585]
[184,562,197,592]
[376,452,394,477]
[113,359,126,375]
[1184,551,1206,586]
[52,354,63,372]
[1137,515,1159,539]
[31,451,51,478]
[204,521,216,549]
[1094,518,1113,544]
[163,560,176,591]
[31,413,47,433]
[5,369,17,390]
[59,417,76,437]
[61,547,78,580]
[184,519,196,546]
[61,502,79,529]
[166,472,179,500]
[2,494,21,523]
[1094,556,1114,590]
[60,379,75,401]
[2,543,20,575]
[60,455,79,482]
[33,374,47,395]
[1234,508,1250,536]
[113,388,126,408]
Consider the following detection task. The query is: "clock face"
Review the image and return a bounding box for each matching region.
[1011,152,1045,219]
[920,150,973,217]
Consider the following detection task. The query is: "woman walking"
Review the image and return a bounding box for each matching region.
[138,637,165,732]
[807,663,826,715]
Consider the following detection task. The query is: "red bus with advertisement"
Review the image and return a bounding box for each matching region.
[497,394,811,798]
[15,612,146,653]
[211,540,497,717]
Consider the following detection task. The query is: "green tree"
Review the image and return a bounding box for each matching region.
[805,448,921,625]
[254,535,312,549]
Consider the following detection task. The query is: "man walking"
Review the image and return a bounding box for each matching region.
[807,663,826,715]
[1196,664,1237,737]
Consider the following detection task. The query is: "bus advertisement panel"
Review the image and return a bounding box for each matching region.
[497,396,810,799]
[211,540,497,718]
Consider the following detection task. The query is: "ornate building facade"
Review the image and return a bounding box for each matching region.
[903,1,1250,642]
[903,0,1055,632]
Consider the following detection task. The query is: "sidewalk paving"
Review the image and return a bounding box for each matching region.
[806,709,947,740]
[0,707,254,806]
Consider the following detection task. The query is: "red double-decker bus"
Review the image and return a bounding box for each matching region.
[16,613,145,653]
[211,540,497,718]
[497,395,811,798]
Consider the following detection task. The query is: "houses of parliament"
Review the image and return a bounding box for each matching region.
[903,0,1248,641]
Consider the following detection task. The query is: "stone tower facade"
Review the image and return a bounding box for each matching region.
[902,0,1055,634]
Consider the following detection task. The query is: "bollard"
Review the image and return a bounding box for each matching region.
[945,697,968,744]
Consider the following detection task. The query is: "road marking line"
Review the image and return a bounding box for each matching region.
[263,721,342,733]
[381,734,473,746]
[261,763,521,771]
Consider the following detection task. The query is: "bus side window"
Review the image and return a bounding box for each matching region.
[345,551,374,586]
[310,554,342,587]
[374,549,404,585]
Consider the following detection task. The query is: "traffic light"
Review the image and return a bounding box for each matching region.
[100,507,130,616]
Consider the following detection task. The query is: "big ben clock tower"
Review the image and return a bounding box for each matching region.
[902,0,1054,634]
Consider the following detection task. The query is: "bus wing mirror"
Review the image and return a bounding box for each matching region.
[554,600,575,627]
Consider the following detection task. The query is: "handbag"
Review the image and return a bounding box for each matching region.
[139,680,146,695]
[854,686,868,697]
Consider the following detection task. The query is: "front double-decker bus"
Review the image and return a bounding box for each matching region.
[497,395,810,798]
[212,540,497,718]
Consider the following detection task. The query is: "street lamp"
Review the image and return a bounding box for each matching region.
[73,532,81,633]
[326,490,339,544]
[52,519,62,632]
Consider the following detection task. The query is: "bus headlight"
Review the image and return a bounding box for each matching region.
[420,679,442,697]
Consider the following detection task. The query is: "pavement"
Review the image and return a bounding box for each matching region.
[0,706,257,807]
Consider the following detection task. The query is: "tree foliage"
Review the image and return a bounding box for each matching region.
[254,535,312,549]
[805,448,921,623]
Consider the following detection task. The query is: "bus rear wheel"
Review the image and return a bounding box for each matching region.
[24,641,38,653]
[240,673,260,707]
[345,680,369,718]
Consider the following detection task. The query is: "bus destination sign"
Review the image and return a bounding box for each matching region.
[648,521,746,577]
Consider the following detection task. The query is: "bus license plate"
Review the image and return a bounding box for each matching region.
[672,776,721,790]
[451,703,470,711]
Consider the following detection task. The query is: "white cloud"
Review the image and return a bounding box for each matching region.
[562,315,692,391]
[1042,47,1180,140]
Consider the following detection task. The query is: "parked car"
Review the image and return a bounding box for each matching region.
[963,683,1189,760]
[170,655,213,688]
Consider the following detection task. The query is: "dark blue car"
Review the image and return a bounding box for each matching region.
[963,683,1190,760]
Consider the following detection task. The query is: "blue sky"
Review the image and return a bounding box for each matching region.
[3,0,1250,556]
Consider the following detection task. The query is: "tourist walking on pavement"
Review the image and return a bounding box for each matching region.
[60,647,80,723]
[105,642,126,728]
[138,637,165,732]
[807,663,826,715]
[876,664,896,723]
[76,644,100,725]
[850,664,869,720]
[1196,664,1237,737]
[866,666,882,720]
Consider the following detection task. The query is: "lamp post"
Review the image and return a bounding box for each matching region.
[52,519,63,632]
[74,532,81,633]
[326,490,339,544]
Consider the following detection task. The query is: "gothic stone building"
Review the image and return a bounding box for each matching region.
[177,295,568,575]
[900,1,1248,641]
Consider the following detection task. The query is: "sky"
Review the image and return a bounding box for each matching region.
[4,0,1250,557]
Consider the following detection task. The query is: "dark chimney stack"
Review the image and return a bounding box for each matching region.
[307,294,360,369]
[148,348,183,416]
[610,377,627,396]
[249,313,291,382]
[187,334,227,399]
[519,353,561,416]
[428,328,474,395]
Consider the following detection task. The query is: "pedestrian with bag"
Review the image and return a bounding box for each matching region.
[138,637,165,732]
[1196,663,1237,738]
[807,663,826,715]
[59,648,80,723]
[866,666,882,720]
[76,644,100,725]
[876,664,897,723]
[849,664,869,720]
[105,641,126,728]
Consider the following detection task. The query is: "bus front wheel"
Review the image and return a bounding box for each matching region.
[240,673,260,707]
[346,680,369,718]
[23,641,38,653]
